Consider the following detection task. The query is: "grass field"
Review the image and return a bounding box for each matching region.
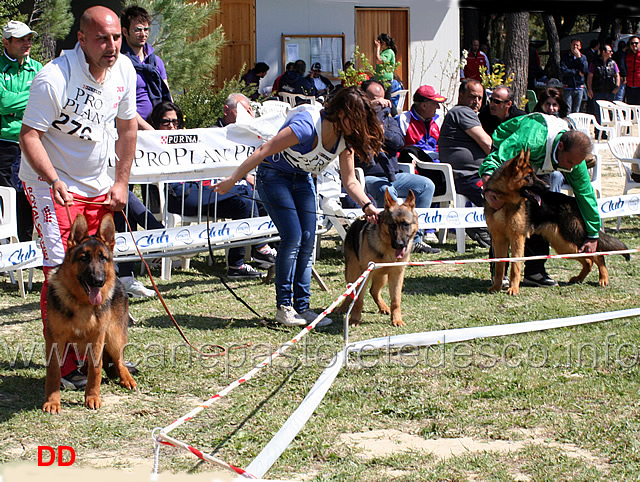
[1,214,639,480]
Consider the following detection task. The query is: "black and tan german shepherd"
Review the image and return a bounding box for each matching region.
[336,189,418,326]
[484,150,629,295]
[43,214,136,413]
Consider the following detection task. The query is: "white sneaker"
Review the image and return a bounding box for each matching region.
[275,305,307,327]
[120,276,156,298]
[297,309,332,327]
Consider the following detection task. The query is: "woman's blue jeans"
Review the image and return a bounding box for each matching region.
[256,164,317,312]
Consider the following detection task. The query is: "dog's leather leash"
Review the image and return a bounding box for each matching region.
[63,198,252,357]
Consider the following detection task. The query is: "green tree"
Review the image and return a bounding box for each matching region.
[29,0,74,62]
[0,0,73,63]
[123,0,224,94]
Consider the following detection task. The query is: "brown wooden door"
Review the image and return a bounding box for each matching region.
[356,8,409,108]
[209,0,256,87]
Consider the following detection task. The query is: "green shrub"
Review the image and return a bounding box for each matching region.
[176,75,255,129]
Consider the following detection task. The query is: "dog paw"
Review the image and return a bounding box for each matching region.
[85,396,102,410]
[121,378,137,390]
[392,319,405,327]
[506,287,520,296]
[42,402,61,414]
[348,318,361,326]
[378,307,391,315]
[598,278,609,287]
[488,285,501,293]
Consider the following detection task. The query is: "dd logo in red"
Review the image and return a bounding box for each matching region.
[37,446,76,466]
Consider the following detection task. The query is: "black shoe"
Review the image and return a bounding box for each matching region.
[251,245,276,268]
[60,369,88,390]
[467,228,492,248]
[631,173,640,183]
[522,272,558,287]
[412,240,441,254]
[227,264,266,280]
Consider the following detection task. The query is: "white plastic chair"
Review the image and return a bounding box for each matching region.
[258,100,290,117]
[279,92,316,108]
[411,155,467,253]
[607,137,640,228]
[614,101,640,132]
[0,186,29,298]
[560,152,602,198]
[567,113,614,141]
[611,101,634,136]
[390,89,409,111]
[597,99,632,138]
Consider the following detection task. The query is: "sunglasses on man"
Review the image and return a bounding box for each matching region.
[490,97,509,105]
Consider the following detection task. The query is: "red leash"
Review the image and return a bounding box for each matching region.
[64,198,250,358]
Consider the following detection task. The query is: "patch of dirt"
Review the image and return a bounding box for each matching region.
[338,427,610,472]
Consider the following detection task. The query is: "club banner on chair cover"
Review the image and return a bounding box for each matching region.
[2,195,638,272]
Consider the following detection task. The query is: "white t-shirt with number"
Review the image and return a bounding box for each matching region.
[20,42,137,197]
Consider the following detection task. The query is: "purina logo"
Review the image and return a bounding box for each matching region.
[160,134,199,145]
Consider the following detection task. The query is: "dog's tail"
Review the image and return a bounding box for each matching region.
[597,233,631,261]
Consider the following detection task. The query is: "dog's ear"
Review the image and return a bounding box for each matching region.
[403,189,416,209]
[67,214,89,250]
[384,189,397,209]
[98,213,116,251]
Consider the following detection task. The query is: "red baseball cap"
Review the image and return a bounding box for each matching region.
[415,85,446,103]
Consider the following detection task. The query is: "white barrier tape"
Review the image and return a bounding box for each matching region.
[247,307,640,478]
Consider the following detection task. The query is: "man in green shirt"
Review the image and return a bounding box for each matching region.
[479,112,597,287]
[1,20,42,241]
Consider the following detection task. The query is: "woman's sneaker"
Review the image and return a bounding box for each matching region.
[275,305,307,326]
[252,245,277,269]
[121,276,156,298]
[297,309,332,327]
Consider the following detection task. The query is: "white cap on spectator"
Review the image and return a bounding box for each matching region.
[2,21,36,40]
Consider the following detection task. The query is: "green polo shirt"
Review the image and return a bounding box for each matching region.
[479,113,600,238]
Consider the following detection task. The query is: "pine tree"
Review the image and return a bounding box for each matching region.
[28,0,74,62]
[123,0,224,94]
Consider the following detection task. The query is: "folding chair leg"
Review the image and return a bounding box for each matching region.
[15,268,25,299]
[456,228,466,253]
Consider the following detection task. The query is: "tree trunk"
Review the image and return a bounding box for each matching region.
[503,12,528,104]
[462,9,479,52]
[542,14,561,81]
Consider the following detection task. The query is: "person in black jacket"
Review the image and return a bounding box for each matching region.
[560,38,588,113]
[586,44,621,126]
[613,40,628,102]
[478,85,526,136]
[356,79,439,254]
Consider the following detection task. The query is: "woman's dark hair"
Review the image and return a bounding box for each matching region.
[323,86,384,164]
[533,87,569,118]
[377,33,397,55]
[148,101,184,129]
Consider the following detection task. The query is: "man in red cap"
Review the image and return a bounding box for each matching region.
[397,84,446,165]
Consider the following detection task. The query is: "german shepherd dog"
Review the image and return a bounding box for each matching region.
[484,150,629,296]
[336,190,418,326]
[43,214,136,413]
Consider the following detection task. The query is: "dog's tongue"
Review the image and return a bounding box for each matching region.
[88,287,102,306]
[396,247,407,259]
[533,193,542,206]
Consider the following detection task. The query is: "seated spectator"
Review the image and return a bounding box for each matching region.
[437,78,493,248]
[307,62,334,98]
[478,85,526,136]
[281,59,317,100]
[278,59,304,94]
[533,88,574,192]
[396,85,447,196]
[358,79,439,254]
[241,61,269,100]
[149,101,276,280]
[272,62,295,95]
